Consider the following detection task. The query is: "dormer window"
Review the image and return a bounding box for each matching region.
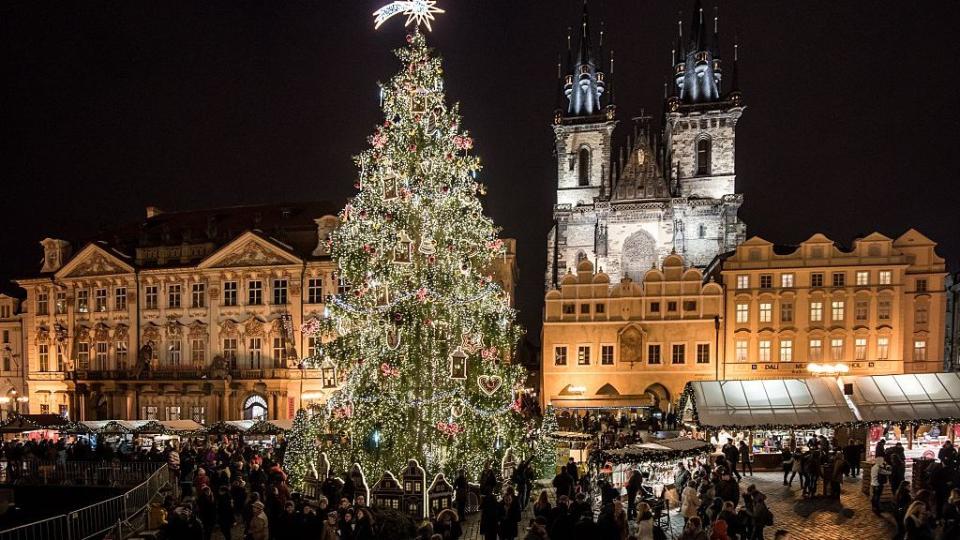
[696,137,711,176]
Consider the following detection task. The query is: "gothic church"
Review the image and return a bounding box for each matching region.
[545,1,746,288]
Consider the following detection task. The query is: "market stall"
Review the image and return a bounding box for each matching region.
[681,378,857,469]
[597,437,715,491]
[0,414,74,441]
[131,419,204,448]
[244,419,292,447]
[547,431,595,465]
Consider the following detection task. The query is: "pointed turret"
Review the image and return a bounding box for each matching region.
[558,1,612,122]
[671,1,729,105]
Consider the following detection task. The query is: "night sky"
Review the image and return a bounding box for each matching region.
[3,1,959,336]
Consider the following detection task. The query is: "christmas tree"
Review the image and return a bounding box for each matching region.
[535,405,559,478]
[288,30,529,487]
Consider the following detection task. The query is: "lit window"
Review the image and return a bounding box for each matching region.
[55,292,67,314]
[168,284,181,308]
[142,406,158,420]
[736,275,750,289]
[273,279,288,305]
[780,302,794,323]
[780,274,795,288]
[166,406,181,421]
[811,273,824,288]
[192,283,205,308]
[832,273,845,287]
[810,302,823,322]
[856,271,869,286]
[809,339,822,361]
[76,290,89,313]
[38,344,49,372]
[115,287,126,311]
[760,275,773,289]
[191,406,206,425]
[307,278,324,304]
[736,303,749,324]
[248,281,263,305]
[601,345,614,365]
[577,345,591,366]
[832,300,845,321]
[697,344,710,364]
[322,365,337,388]
[95,289,108,312]
[914,340,927,361]
[648,344,662,365]
[337,273,351,296]
[780,340,793,362]
[759,302,772,323]
[672,344,685,364]
[307,336,319,358]
[554,346,567,366]
[145,286,158,310]
[759,340,771,362]
[877,337,889,360]
[223,281,238,306]
[831,338,844,361]
[735,341,748,362]
[879,271,892,285]
[855,338,867,360]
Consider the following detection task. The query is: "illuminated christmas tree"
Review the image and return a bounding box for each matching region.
[535,405,559,478]
[288,30,528,487]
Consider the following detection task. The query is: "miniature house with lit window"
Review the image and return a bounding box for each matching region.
[371,470,403,512]
[402,458,428,519]
[427,473,455,517]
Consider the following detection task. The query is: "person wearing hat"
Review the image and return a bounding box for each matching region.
[247,501,269,540]
[321,510,340,540]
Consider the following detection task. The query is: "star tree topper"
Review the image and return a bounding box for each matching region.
[373,0,445,32]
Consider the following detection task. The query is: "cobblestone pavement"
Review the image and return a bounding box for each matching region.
[455,472,896,540]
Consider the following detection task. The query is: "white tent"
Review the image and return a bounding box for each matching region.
[687,378,856,428]
[845,373,960,423]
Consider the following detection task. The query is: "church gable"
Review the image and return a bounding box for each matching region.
[199,232,302,269]
[55,243,134,279]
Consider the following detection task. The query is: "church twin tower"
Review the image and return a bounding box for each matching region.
[546,0,746,288]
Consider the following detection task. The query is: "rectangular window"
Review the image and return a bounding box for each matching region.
[735,340,748,362]
[696,343,710,364]
[168,341,181,367]
[879,270,892,285]
[248,281,262,305]
[248,337,262,368]
[554,346,568,366]
[780,302,794,323]
[601,345,614,365]
[307,337,319,358]
[759,340,771,362]
[595,303,606,314]
[810,301,823,322]
[667,301,678,312]
[577,345,591,366]
[759,302,772,323]
[223,281,238,306]
[683,300,697,312]
[95,342,109,370]
[856,271,869,286]
[855,300,869,321]
[650,302,660,313]
[780,340,793,362]
[168,284,181,308]
[1,331,7,344]
[273,279,288,305]
[915,305,928,324]
[191,283,205,308]
[562,303,575,315]
[736,275,750,289]
[760,274,773,289]
[580,304,590,314]
[115,287,126,311]
[780,273,795,288]
[39,344,49,372]
[736,303,749,324]
[337,274,351,296]
[831,338,844,361]
[76,290,89,313]
[648,344,661,365]
[191,339,205,367]
[916,279,927,292]
[307,278,324,304]
[878,299,891,320]
[116,341,128,369]
[56,345,64,371]
[166,406,181,421]
[809,339,823,361]
[37,292,49,315]
[191,406,206,425]
[914,340,927,361]
[40,404,51,414]
[832,300,845,321]
[77,342,90,370]
[878,337,889,360]
[322,365,337,388]
[95,289,108,312]
[672,344,686,364]
[832,273,845,287]
[855,338,867,360]
[142,406,158,421]
[811,273,824,288]
[145,286,158,310]
[273,337,285,365]
[55,292,66,314]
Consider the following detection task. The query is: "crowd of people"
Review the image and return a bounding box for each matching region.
[557,410,679,450]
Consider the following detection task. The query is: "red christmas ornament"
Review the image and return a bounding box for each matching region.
[409,144,418,152]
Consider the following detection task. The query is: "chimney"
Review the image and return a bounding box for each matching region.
[146,206,164,219]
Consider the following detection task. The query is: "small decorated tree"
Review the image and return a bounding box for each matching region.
[535,405,560,478]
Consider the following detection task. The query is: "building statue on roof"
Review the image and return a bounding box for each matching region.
[545,0,746,289]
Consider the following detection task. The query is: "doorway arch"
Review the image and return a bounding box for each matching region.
[242,394,268,421]
[643,383,670,407]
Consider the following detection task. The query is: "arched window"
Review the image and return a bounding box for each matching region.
[578,148,590,186]
[696,137,711,176]
[242,394,268,421]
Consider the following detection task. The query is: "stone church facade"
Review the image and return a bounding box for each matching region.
[546,2,746,289]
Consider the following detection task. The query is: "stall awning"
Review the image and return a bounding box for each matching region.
[597,437,714,465]
[686,379,856,429]
[845,373,960,423]
[0,414,72,434]
[246,419,291,435]
[549,395,656,409]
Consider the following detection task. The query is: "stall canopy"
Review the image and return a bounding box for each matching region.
[597,437,715,465]
[846,373,960,423]
[684,379,856,429]
[246,419,292,435]
[0,414,73,434]
[132,419,204,435]
[204,420,255,435]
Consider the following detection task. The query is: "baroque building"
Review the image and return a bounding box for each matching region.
[15,203,519,423]
[0,292,26,420]
[545,1,746,289]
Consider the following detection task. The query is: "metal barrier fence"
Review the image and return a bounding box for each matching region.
[0,463,169,540]
[0,460,162,487]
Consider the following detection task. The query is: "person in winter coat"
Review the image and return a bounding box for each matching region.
[499,492,522,540]
[216,486,235,540]
[780,448,793,486]
[195,485,217,540]
[634,502,655,540]
[715,472,740,507]
[709,518,730,540]
[533,491,552,521]
[321,511,340,540]
[738,441,753,476]
[942,489,960,540]
[552,468,574,500]
[870,457,892,511]
[433,508,462,540]
[352,507,376,540]
[681,481,701,523]
[903,500,935,540]
[679,516,709,540]
[247,501,269,540]
[479,494,502,540]
[626,469,643,519]
[750,493,772,540]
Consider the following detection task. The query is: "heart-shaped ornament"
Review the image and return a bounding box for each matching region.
[478,375,502,396]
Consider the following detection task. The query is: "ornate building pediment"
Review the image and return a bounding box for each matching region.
[142,323,161,342]
[188,320,207,338]
[244,317,265,337]
[198,232,302,269]
[219,319,239,337]
[55,244,134,280]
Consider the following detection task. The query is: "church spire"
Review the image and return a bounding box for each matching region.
[558,0,612,122]
[671,0,728,105]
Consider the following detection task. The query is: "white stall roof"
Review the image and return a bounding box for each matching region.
[846,373,960,423]
[689,378,856,428]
